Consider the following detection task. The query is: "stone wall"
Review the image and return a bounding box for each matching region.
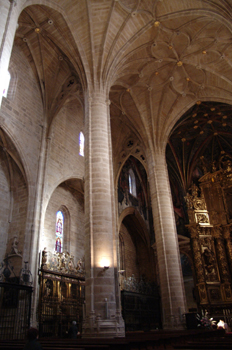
[0,45,43,264]
[120,223,139,279]
[44,99,84,205]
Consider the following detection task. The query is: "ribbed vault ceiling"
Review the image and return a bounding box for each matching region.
[15,0,232,176]
[167,101,232,194]
[15,5,84,130]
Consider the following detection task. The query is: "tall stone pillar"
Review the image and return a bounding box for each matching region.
[147,149,187,329]
[82,89,125,338]
[0,0,19,107]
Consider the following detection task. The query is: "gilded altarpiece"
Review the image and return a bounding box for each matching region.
[39,249,85,337]
[185,159,232,317]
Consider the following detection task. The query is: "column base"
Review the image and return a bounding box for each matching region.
[82,313,125,338]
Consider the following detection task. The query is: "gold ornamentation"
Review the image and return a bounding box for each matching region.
[196,213,209,224]
[187,226,205,283]
[41,249,85,277]
[224,284,232,300]
[185,184,207,211]
[215,236,230,283]
[198,283,208,302]
[200,237,219,282]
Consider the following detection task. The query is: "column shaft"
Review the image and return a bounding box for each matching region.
[83,90,124,338]
[147,149,187,328]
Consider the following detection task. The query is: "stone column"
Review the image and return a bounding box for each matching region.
[147,149,187,329]
[28,125,49,327]
[82,89,125,338]
[0,0,19,107]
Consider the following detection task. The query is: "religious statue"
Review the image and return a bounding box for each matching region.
[42,247,47,266]
[10,236,21,256]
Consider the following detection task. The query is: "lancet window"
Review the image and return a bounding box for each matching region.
[55,211,63,253]
[79,132,84,156]
[128,168,136,197]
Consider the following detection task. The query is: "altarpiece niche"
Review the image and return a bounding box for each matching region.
[39,249,85,337]
[185,154,232,322]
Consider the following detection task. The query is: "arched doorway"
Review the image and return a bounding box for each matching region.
[117,156,161,330]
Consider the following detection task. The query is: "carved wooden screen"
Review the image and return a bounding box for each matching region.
[39,250,85,338]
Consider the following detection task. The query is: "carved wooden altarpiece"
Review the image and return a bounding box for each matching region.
[185,156,232,320]
[38,249,85,338]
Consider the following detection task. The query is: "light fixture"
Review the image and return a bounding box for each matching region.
[100,257,110,270]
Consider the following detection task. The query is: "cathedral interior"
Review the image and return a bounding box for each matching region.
[1,0,232,340]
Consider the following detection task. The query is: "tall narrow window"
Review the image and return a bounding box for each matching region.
[128,168,137,197]
[2,71,11,98]
[79,131,84,156]
[55,211,63,253]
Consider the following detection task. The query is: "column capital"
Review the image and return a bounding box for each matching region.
[87,89,109,105]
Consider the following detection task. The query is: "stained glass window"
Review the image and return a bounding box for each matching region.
[128,169,136,197]
[55,211,63,253]
[79,131,84,156]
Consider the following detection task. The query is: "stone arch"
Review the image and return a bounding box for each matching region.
[43,177,84,214]
[119,207,150,247]
[118,208,156,283]
[42,178,84,258]
[0,126,29,263]
[117,155,150,224]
